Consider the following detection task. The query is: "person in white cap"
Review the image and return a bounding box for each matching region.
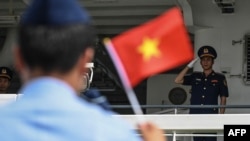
[0,66,13,93]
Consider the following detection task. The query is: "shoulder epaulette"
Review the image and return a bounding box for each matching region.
[214,72,226,77]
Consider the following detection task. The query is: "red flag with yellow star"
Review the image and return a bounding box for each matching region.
[104,7,193,87]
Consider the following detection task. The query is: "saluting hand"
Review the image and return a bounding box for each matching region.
[187,57,199,68]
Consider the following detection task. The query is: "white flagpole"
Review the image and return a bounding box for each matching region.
[103,38,145,123]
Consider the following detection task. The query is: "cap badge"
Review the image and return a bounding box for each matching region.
[203,48,208,53]
[1,69,7,74]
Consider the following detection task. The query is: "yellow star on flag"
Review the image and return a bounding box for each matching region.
[138,37,161,61]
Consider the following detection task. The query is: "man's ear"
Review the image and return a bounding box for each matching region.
[79,48,94,74]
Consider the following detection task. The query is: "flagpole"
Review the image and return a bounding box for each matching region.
[103,38,145,123]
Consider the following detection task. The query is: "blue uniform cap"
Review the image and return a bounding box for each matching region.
[0,67,13,80]
[20,0,92,26]
[198,45,217,59]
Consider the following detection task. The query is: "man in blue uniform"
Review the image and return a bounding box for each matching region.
[175,45,229,141]
[0,66,13,93]
[0,0,166,141]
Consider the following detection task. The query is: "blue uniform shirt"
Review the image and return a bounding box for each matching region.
[0,77,142,141]
[183,71,229,114]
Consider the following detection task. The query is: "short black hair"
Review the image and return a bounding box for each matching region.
[18,24,96,73]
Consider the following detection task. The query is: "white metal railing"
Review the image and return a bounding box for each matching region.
[114,114,250,141]
[1,94,250,141]
[0,94,18,106]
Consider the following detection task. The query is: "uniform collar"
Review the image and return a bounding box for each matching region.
[202,70,216,77]
[19,77,77,99]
